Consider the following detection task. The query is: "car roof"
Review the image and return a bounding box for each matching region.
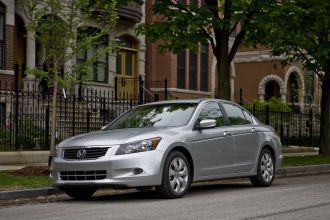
[142,98,234,105]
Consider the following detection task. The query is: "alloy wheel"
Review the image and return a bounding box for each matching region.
[260,152,274,183]
[168,157,189,193]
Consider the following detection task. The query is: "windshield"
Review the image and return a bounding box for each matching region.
[104,103,197,130]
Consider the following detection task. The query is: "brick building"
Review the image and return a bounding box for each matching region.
[0,0,146,97]
[145,0,321,112]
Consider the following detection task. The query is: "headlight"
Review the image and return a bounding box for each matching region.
[116,137,162,155]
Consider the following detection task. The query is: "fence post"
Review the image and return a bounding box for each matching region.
[309,109,313,146]
[14,64,19,92]
[139,75,143,105]
[114,76,118,101]
[102,97,106,125]
[78,83,82,102]
[45,107,50,149]
[165,78,168,100]
[87,111,90,133]
[280,111,284,143]
[14,64,19,149]
[253,104,256,116]
[72,95,76,136]
[239,88,243,106]
[265,105,270,125]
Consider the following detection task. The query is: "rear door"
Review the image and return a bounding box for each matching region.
[221,103,260,173]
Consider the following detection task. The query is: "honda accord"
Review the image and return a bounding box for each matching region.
[51,99,282,199]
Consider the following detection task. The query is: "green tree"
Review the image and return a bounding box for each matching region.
[20,0,119,157]
[253,0,330,154]
[137,0,272,99]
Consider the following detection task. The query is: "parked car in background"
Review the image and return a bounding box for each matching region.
[51,99,282,199]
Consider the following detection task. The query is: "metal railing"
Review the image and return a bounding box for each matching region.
[0,79,167,150]
[244,104,320,147]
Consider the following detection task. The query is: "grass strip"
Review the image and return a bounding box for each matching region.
[0,171,51,191]
[282,155,330,167]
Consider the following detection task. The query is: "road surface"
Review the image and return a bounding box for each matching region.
[1,174,330,220]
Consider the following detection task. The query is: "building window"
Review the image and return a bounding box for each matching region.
[177,51,186,89]
[287,73,299,103]
[0,4,5,69]
[77,27,108,83]
[189,51,197,90]
[116,37,138,77]
[200,44,208,91]
[177,44,210,92]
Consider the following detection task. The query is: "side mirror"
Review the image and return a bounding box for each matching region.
[197,119,216,130]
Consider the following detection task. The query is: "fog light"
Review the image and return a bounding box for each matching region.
[134,168,143,175]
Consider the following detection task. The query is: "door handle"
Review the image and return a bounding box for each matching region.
[251,128,257,133]
[224,131,232,136]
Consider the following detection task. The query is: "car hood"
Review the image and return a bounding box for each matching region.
[59,127,165,147]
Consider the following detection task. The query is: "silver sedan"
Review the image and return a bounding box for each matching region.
[52,99,282,199]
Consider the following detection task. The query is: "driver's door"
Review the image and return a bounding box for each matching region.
[189,102,235,177]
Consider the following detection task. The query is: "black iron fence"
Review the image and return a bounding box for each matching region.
[244,104,320,147]
[0,88,127,150]
[0,73,321,150]
[0,75,169,150]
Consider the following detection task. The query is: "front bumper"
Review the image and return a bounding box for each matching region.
[52,149,164,188]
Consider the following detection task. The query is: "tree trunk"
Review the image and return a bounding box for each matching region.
[319,73,330,154]
[49,72,58,157]
[215,57,231,100]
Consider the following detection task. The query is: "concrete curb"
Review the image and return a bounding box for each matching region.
[0,187,61,200]
[1,164,330,200]
[277,164,330,177]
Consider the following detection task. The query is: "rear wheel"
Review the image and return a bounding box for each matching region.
[62,188,96,199]
[250,149,275,187]
[156,151,191,199]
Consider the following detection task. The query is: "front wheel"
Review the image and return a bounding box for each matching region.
[250,149,275,187]
[156,151,191,199]
[62,187,96,199]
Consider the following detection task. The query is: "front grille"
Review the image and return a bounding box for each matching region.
[63,147,109,160]
[60,170,107,181]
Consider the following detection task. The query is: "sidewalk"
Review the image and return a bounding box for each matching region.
[0,163,48,171]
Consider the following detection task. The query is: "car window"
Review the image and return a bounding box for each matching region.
[197,102,225,127]
[104,103,197,130]
[242,110,253,124]
[222,103,250,125]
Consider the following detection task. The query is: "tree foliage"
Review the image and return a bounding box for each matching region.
[22,0,118,87]
[20,0,119,155]
[252,0,329,75]
[253,0,330,154]
[137,0,273,99]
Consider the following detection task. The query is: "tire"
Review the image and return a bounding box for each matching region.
[63,187,96,199]
[156,151,192,199]
[250,149,275,187]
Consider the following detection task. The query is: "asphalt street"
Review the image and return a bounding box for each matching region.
[1,174,330,220]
